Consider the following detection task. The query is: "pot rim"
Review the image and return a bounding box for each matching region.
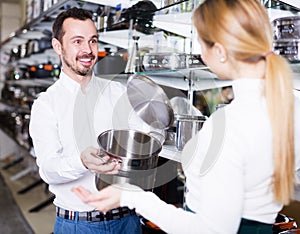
[97,129,162,159]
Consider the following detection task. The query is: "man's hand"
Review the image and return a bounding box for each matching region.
[72,185,121,213]
[80,146,121,174]
[72,183,142,212]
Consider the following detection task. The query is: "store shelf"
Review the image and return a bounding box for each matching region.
[99,67,231,91]
[144,67,231,91]
[1,37,28,51]
[99,29,154,49]
[151,6,299,42]
[278,0,300,10]
[17,49,60,66]
[266,8,299,21]
[83,0,157,8]
[5,78,56,88]
[153,12,192,38]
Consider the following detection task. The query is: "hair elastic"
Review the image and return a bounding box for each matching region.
[264,51,273,58]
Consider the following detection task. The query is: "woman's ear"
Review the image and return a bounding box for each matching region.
[52,38,62,56]
[214,42,227,63]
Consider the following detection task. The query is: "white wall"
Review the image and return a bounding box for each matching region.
[0,2,21,41]
[0,2,21,98]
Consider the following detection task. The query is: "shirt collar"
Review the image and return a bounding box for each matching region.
[232,78,264,99]
[59,70,95,94]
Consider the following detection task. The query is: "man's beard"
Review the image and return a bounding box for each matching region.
[62,52,96,76]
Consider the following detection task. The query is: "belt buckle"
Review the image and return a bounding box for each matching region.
[88,207,133,222]
[87,212,93,222]
[105,211,113,221]
[92,212,103,222]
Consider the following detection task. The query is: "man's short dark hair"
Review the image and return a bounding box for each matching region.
[52,7,94,43]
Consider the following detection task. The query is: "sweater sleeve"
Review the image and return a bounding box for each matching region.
[121,188,224,234]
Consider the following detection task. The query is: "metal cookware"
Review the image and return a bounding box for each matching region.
[95,74,174,190]
[142,52,187,71]
[94,53,127,75]
[272,16,300,40]
[127,74,174,130]
[170,96,203,116]
[272,16,300,63]
[38,37,52,52]
[175,114,207,151]
[273,39,300,63]
[96,129,161,190]
[142,53,205,72]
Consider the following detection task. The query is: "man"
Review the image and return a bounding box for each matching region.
[29,7,143,233]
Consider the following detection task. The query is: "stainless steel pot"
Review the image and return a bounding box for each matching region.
[95,129,162,190]
[94,54,127,75]
[175,115,206,151]
[272,16,300,40]
[273,39,300,63]
[142,52,187,71]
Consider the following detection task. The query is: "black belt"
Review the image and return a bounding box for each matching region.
[56,207,136,222]
[237,218,273,234]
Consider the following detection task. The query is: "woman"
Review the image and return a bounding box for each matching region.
[73,0,300,233]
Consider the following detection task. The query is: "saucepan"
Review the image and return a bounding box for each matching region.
[96,74,174,191]
[126,74,207,151]
[272,16,300,63]
[273,39,300,63]
[175,114,207,151]
[167,97,207,150]
[95,129,162,191]
[272,16,300,40]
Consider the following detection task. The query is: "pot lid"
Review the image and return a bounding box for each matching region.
[126,74,174,129]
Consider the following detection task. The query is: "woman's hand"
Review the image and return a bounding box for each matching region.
[72,185,122,212]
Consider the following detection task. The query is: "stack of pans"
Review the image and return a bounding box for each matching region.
[272,16,300,63]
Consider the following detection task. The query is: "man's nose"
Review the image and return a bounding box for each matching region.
[82,41,92,53]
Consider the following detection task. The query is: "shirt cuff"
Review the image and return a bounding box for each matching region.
[120,184,144,209]
[73,152,89,172]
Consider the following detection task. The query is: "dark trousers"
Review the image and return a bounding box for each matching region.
[237,218,273,234]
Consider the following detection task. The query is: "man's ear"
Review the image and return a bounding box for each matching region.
[52,38,62,56]
[213,42,228,62]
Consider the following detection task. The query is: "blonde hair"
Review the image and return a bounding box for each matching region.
[193,0,295,205]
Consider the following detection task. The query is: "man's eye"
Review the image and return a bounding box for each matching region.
[74,40,81,44]
[90,39,98,44]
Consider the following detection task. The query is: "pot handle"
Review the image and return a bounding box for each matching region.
[97,149,123,164]
[148,130,166,145]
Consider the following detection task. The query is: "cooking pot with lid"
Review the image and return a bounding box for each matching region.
[95,129,162,190]
[95,74,174,191]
